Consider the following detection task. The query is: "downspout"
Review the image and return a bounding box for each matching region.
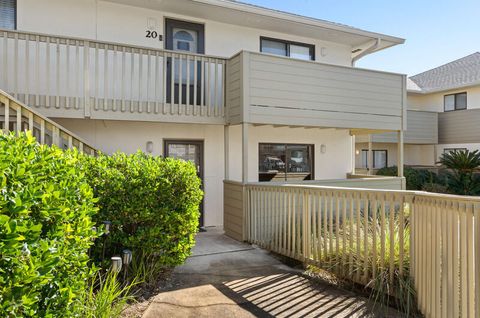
[351,38,381,66]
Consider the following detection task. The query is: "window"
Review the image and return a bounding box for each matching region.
[361,150,388,169]
[259,143,314,182]
[260,37,314,61]
[444,92,467,111]
[0,0,16,30]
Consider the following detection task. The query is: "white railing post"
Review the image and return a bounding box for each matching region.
[83,40,91,117]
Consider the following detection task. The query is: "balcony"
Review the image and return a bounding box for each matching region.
[226,51,406,131]
[1,29,406,131]
[439,108,480,144]
[356,110,438,144]
[0,29,226,125]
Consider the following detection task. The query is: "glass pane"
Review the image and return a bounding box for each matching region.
[374,150,387,169]
[456,93,467,109]
[290,44,312,60]
[361,150,368,169]
[444,95,455,111]
[261,39,287,57]
[259,144,286,182]
[173,28,198,53]
[0,0,16,30]
[286,145,313,180]
[168,144,198,165]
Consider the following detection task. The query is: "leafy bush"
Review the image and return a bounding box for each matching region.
[0,133,98,317]
[376,166,438,191]
[79,152,203,267]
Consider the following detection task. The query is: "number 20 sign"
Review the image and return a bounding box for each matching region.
[146,30,162,41]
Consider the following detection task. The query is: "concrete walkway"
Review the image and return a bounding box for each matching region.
[143,228,399,318]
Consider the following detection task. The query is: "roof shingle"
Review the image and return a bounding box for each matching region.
[409,52,480,93]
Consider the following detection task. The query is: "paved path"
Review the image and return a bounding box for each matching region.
[143,228,399,317]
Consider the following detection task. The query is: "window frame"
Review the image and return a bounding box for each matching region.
[258,142,315,182]
[0,0,17,30]
[260,36,315,61]
[444,92,467,112]
[361,149,388,169]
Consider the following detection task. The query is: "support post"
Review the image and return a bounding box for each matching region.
[242,123,248,183]
[397,130,404,178]
[367,134,373,175]
[351,134,356,175]
[224,125,229,180]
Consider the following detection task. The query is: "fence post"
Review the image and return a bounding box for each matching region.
[302,191,309,261]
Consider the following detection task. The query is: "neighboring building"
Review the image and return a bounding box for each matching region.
[0,0,407,228]
[356,52,480,172]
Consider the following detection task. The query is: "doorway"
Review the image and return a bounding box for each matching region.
[164,140,205,227]
[165,19,204,105]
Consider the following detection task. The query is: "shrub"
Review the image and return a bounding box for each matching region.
[79,152,203,267]
[438,150,480,195]
[376,166,438,191]
[0,133,98,317]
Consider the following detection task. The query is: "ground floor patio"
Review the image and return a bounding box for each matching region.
[142,228,400,317]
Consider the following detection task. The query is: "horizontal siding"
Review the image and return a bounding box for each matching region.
[245,52,405,130]
[372,110,438,144]
[223,181,244,241]
[226,54,242,124]
[439,109,480,144]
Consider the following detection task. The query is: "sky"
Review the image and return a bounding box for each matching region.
[242,0,480,76]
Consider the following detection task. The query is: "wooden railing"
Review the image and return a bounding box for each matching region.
[0,89,96,154]
[0,29,226,123]
[228,182,480,317]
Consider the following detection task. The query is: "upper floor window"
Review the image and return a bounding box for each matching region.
[260,37,314,61]
[444,92,467,111]
[0,0,16,30]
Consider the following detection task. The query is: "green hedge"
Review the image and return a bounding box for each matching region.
[79,152,203,266]
[0,133,98,317]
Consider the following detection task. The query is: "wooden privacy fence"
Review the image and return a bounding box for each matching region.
[0,29,226,121]
[0,89,96,154]
[235,182,480,318]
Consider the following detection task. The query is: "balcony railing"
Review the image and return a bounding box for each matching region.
[224,180,480,318]
[0,89,97,154]
[0,29,226,124]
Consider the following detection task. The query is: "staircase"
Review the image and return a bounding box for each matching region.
[0,89,96,154]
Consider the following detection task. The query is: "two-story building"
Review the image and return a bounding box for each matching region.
[356,52,480,173]
[0,0,407,231]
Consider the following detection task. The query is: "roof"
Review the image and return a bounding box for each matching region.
[409,52,480,93]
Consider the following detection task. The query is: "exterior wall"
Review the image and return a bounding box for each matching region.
[17,0,353,66]
[407,86,480,112]
[355,142,435,168]
[227,125,352,182]
[52,118,225,227]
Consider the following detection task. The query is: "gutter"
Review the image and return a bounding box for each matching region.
[352,38,381,66]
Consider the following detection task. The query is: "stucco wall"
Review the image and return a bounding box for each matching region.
[17,0,352,66]
[407,86,480,112]
[52,118,226,227]
[355,142,435,168]
[228,125,352,182]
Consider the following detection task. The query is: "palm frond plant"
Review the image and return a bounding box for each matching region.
[438,149,480,195]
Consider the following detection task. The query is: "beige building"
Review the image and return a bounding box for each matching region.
[356,52,480,172]
[0,0,407,228]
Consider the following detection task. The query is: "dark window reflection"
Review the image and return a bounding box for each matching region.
[259,143,313,182]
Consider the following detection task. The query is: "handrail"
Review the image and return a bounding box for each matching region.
[0,89,97,154]
[0,28,227,121]
[236,182,480,317]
